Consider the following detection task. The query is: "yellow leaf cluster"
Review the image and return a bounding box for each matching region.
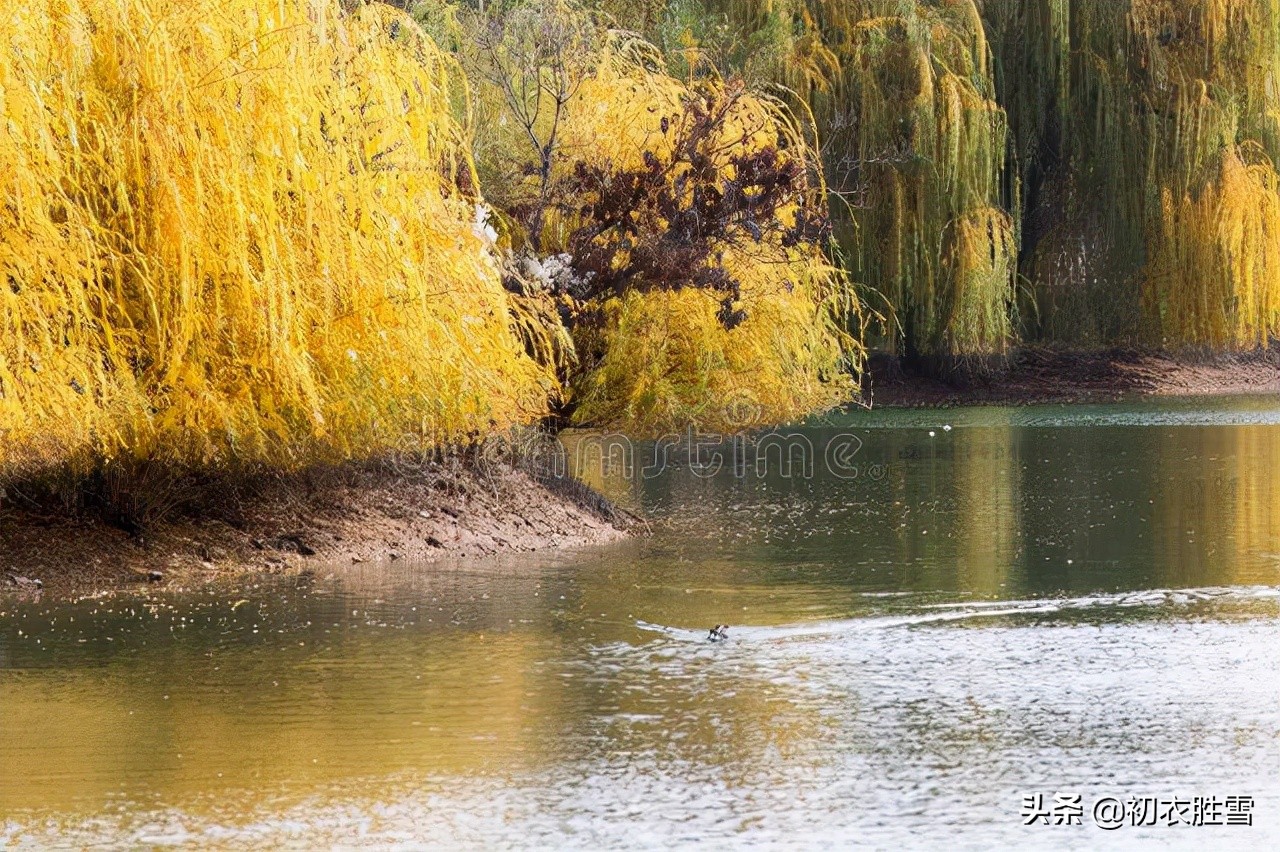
[0,0,552,477]
[555,51,860,432]
[1147,145,1280,346]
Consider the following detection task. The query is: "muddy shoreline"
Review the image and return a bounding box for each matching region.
[861,347,1280,408]
[2,463,634,597]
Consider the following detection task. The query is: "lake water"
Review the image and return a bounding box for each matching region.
[3,397,1280,849]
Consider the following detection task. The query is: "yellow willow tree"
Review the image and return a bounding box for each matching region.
[1131,1,1280,346]
[459,1,862,433]
[1148,144,1280,346]
[823,1,1015,368]
[0,0,554,479]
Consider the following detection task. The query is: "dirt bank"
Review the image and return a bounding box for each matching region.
[862,347,1280,408]
[1,463,634,598]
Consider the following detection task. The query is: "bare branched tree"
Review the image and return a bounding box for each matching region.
[468,0,601,251]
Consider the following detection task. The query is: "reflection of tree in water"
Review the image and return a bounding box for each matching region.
[569,415,1280,600]
[952,417,1019,597]
[1150,425,1280,586]
[0,571,589,813]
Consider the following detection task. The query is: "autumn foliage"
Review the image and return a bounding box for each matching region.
[0,0,553,479]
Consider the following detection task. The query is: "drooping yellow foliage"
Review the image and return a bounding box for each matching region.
[815,0,1016,362]
[0,0,552,477]
[1128,0,1280,347]
[671,3,1013,362]
[685,0,1280,353]
[1147,145,1280,346]
[554,51,860,432]
[572,284,855,433]
[944,206,1018,355]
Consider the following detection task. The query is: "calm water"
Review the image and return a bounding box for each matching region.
[3,397,1280,849]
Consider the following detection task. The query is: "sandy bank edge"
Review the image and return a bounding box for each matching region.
[1,465,634,598]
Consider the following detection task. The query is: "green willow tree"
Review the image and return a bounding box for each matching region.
[819,1,1015,369]
[638,0,1020,371]
[984,0,1280,347]
[634,0,1280,362]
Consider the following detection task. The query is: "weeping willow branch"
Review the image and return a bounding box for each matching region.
[0,0,555,478]
[674,0,1280,354]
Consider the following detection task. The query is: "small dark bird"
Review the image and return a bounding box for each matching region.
[708,624,729,642]
[5,572,42,590]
